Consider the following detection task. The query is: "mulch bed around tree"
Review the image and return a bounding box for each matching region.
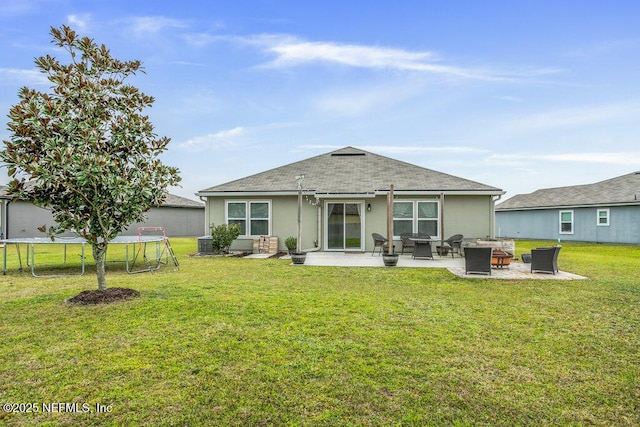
[66,287,140,305]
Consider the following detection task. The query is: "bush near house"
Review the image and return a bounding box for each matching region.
[210,223,241,254]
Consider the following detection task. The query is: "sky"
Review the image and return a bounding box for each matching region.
[2,0,640,202]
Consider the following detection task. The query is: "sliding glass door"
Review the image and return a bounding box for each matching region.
[326,202,364,251]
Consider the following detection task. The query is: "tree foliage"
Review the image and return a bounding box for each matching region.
[0,25,181,290]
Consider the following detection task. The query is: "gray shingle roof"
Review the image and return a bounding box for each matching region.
[198,146,503,195]
[0,185,203,208]
[496,172,640,210]
[161,193,204,208]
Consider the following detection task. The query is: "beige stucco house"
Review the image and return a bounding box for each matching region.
[196,147,505,253]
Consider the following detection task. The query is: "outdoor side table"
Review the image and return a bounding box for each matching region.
[411,239,434,259]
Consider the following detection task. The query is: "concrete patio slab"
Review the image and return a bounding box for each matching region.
[286,252,588,280]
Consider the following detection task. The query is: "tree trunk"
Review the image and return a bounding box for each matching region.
[92,243,108,291]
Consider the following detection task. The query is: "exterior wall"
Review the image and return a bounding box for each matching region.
[4,201,74,239]
[4,200,204,239]
[441,195,495,240]
[123,207,204,237]
[496,205,640,244]
[206,193,498,252]
[207,195,319,252]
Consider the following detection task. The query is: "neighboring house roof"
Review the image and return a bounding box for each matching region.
[496,172,640,211]
[0,185,202,208]
[197,146,503,197]
[161,193,204,209]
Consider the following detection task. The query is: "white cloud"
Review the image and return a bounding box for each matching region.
[124,16,189,36]
[231,34,556,81]
[67,14,91,32]
[0,67,49,85]
[178,127,246,151]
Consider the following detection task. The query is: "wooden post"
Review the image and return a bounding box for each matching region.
[387,184,394,254]
[296,174,305,253]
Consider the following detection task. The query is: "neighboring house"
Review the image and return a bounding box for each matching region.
[196,146,505,252]
[0,189,204,239]
[495,172,640,244]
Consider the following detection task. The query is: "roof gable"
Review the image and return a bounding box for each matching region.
[198,146,502,195]
[496,172,640,210]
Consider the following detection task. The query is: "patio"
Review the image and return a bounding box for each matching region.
[262,252,587,280]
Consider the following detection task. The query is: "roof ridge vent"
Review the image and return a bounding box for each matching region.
[331,152,366,156]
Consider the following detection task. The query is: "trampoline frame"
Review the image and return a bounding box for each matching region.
[1,234,178,277]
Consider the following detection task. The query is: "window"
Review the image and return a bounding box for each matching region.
[393,200,439,237]
[559,210,574,234]
[226,201,271,236]
[597,208,610,226]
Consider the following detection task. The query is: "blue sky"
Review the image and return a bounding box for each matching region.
[2,1,640,202]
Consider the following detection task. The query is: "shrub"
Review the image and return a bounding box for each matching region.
[210,224,241,254]
[285,236,297,251]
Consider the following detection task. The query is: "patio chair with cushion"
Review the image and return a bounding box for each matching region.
[464,247,493,275]
[371,233,388,256]
[531,246,561,274]
[400,233,430,254]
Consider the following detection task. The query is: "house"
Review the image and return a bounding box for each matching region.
[0,189,204,239]
[495,172,640,244]
[196,146,505,253]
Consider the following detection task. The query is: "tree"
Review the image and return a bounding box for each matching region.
[0,25,181,291]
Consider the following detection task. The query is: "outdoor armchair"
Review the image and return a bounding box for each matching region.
[443,234,463,258]
[371,233,387,256]
[531,246,561,274]
[464,247,493,275]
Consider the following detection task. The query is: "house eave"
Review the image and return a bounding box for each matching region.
[497,201,640,211]
[197,189,505,198]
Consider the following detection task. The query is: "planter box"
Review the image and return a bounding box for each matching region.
[291,252,307,264]
[252,236,279,254]
[382,253,399,266]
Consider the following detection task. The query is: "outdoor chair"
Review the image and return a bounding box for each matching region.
[442,234,463,258]
[464,247,493,275]
[531,246,561,274]
[400,233,430,254]
[371,233,388,256]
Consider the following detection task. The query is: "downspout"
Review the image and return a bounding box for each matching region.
[491,194,502,239]
[198,195,209,236]
[304,204,321,252]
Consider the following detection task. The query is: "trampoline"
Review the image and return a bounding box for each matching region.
[1,230,178,277]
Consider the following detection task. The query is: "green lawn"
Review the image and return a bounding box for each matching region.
[0,239,638,426]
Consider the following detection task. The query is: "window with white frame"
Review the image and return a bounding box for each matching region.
[393,200,439,237]
[226,201,271,236]
[559,210,574,234]
[597,208,610,226]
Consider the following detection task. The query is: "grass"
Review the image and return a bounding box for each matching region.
[0,239,638,426]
